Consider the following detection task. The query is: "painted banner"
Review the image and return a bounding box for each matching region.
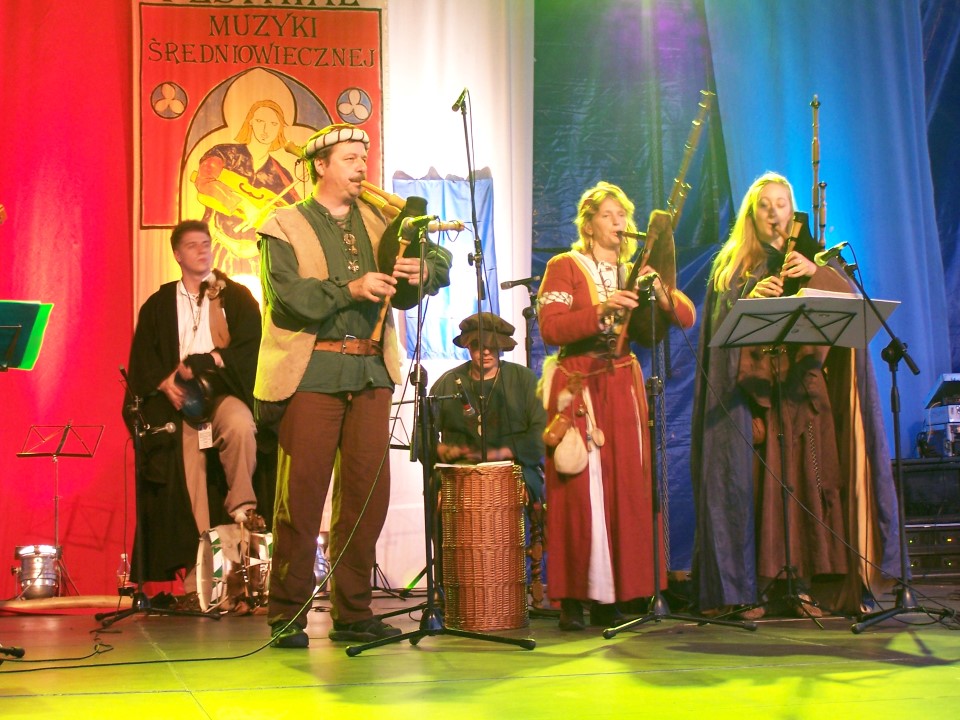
[133,0,385,308]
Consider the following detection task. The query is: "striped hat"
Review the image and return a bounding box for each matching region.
[302,123,369,158]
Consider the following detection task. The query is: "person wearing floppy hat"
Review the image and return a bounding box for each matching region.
[431,312,546,501]
[254,122,451,647]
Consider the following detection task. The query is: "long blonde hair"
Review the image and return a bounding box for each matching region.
[711,171,796,292]
[571,181,639,263]
[234,99,289,152]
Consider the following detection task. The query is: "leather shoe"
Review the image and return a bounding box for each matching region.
[175,591,202,612]
[589,602,626,627]
[558,599,585,631]
[328,618,402,642]
[270,621,309,648]
[737,604,766,621]
[795,594,824,618]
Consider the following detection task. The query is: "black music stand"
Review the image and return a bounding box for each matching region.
[832,262,956,632]
[710,290,897,623]
[0,300,53,372]
[16,423,104,596]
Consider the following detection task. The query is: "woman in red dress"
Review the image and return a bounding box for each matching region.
[538,182,696,630]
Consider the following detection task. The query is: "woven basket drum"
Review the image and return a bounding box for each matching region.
[439,463,528,631]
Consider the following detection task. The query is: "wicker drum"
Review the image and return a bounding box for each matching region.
[438,462,528,631]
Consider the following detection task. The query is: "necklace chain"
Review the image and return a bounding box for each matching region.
[469,368,501,436]
[331,210,360,274]
[591,252,620,301]
[180,285,203,332]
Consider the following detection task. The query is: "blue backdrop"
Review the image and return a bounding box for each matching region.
[394,169,500,361]
[531,0,956,570]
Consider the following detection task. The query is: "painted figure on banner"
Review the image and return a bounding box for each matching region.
[193,99,303,277]
[691,172,901,620]
[537,182,696,631]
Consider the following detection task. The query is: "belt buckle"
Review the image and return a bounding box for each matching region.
[341,335,357,354]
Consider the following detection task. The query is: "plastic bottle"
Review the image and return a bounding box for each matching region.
[314,538,330,591]
[117,552,131,594]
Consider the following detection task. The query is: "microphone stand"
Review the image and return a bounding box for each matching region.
[0,643,26,663]
[836,256,953,632]
[502,277,552,616]
[96,373,218,627]
[501,278,540,370]
[456,88,489,459]
[604,279,756,638]
[345,227,535,655]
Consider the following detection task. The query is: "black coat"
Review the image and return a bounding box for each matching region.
[126,277,261,581]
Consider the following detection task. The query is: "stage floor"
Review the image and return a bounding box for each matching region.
[2,583,959,720]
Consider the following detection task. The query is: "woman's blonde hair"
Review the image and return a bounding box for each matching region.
[571,181,639,263]
[711,171,796,292]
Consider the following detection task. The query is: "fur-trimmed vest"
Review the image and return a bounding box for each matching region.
[253,198,402,401]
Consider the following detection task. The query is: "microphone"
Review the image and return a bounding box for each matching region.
[424,219,465,233]
[814,241,849,266]
[618,230,647,240]
[139,422,176,437]
[636,271,659,290]
[0,643,25,659]
[400,216,465,236]
[454,377,477,418]
[500,275,541,290]
[451,87,468,112]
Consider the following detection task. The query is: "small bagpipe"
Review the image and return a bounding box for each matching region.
[175,363,223,425]
[771,211,821,297]
[614,90,714,353]
[284,138,434,313]
[176,271,231,425]
[359,181,432,311]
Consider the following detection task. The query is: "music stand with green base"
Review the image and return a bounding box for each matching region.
[0,300,53,371]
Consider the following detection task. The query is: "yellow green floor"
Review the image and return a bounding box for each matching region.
[2,586,959,720]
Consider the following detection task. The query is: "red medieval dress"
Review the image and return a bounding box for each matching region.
[538,251,695,603]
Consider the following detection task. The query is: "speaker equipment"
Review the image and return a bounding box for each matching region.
[899,458,960,578]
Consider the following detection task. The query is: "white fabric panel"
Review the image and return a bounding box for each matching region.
[376,0,535,591]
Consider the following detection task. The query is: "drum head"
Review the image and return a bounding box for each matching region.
[175,374,214,424]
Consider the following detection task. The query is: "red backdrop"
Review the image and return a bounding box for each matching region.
[0,1,136,596]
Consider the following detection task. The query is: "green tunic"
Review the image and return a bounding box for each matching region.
[261,198,391,393]
[431,360,547,499]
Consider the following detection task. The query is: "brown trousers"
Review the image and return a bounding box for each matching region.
[267,387,392,627]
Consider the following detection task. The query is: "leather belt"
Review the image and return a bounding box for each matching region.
[314,337,383,356]
[558,334,624,360]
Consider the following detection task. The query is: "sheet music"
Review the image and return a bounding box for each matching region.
[711,294,899,349]
[796,287,863,300]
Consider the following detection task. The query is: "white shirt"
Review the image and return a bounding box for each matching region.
[176,277,215,360]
